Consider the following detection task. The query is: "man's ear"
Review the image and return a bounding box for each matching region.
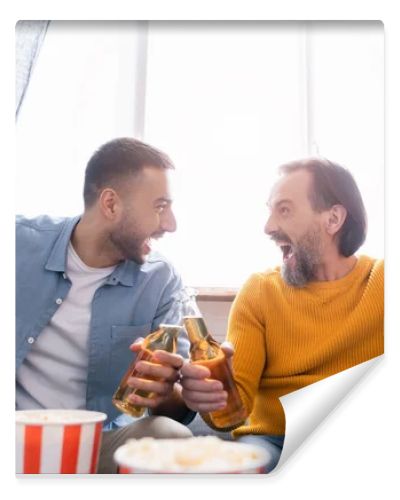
[325,204,347,236]
[98,188,121,220]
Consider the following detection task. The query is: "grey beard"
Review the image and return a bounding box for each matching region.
[281,240,321,288]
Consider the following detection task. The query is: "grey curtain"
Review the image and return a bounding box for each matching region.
[15,20,50,119]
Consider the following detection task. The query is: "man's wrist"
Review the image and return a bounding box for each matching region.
[149,383,197,424]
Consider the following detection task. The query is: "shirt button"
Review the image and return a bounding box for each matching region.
[56,298,63,305]
[27,337,35,344]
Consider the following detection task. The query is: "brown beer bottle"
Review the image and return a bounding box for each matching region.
[112,324,182,417]
[181,288,248,431]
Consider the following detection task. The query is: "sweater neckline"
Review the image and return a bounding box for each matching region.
[301,255,371,291]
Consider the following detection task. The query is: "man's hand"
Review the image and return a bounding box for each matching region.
[126,338,184,410]
[180,342,234,413]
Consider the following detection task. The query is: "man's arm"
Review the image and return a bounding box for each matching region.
[135,260,194,421]
[179,273,267,429]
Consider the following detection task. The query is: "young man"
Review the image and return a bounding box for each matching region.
[16,138,193,473]
[180,157,384,472]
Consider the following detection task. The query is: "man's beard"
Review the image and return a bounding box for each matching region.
[280,226,322,288]
[109,218,147,265]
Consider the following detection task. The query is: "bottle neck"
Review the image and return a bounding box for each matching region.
[183,316,220,360]
[183,316,209,343]
[180,294,203,317]
[146,325,181,353]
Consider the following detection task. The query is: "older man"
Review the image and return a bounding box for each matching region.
[181,158,384,472]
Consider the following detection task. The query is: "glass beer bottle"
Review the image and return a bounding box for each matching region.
[112,324,182,418]
[181,288,248,431]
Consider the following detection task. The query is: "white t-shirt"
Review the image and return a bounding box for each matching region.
[16,243,116,410]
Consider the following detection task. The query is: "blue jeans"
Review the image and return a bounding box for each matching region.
[237,434,285,473]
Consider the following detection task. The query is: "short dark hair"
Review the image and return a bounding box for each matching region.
[83,137,174,208]
[279,157,367,257]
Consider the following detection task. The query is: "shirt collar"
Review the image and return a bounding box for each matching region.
[44,215,139,286]
[45,216,80,272]
[108,259,139,287]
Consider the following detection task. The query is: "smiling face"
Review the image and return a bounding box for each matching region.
[108,166,176,264]
[265,169,327,287]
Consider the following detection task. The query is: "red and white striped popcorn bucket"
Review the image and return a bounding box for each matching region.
[16,409,107,474]
[114,436,269,474]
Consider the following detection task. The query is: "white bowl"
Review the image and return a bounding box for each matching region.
[114,436,269,474]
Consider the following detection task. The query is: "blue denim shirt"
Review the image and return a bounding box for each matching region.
[16,215,193,428]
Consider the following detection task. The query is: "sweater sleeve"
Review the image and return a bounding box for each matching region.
[227,273,267,416]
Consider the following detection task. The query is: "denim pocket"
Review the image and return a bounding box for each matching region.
[109,323,152,382]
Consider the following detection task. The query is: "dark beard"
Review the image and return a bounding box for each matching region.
[281,228,321,288]
[109,220,146,265]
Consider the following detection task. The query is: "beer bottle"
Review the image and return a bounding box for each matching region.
[112,324,182,418]
[180,288,248,431]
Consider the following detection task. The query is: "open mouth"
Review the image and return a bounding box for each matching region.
[279,243,294,263]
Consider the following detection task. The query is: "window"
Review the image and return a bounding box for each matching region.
[16,21,384,288]
[16,21,145,217]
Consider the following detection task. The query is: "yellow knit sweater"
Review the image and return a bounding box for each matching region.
[227,255,384,437]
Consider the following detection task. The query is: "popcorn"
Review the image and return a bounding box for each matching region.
[114,436,269,473]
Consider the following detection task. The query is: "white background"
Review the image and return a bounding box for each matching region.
[2,1,399,499]
[15,20,384,288]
